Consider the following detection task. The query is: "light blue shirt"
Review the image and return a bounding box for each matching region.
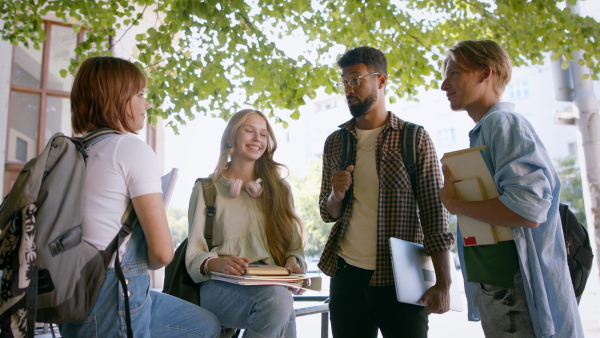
[458,102,583,337]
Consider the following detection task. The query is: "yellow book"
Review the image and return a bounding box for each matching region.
[244,264,290,276]
[441,146,513,244]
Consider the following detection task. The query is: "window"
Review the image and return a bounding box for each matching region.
[325,100,337,110]
[507,81,530,100]
[568,142,578,157]
[4,20,85,195]
[437,128,456,146]
[8,21,82,163]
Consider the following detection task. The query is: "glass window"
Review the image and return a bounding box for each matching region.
[11,45,43,88]
[45,96,72,143]
[437,128,456,146]
[8,92,40,163]
[507,81,530,100]
[48,25,77,91]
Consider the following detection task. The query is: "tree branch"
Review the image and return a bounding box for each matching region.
[110,4,148,50]
[239,10,259,36]
[392,15,433,54]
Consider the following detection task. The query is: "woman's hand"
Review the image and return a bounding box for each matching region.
[209,255,250,276]
[285,256,306,295]
[285,256,305,274]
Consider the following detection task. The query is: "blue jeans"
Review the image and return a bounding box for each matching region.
[472,271,536,338]
[60,225,221,338]
[200,280,296,338]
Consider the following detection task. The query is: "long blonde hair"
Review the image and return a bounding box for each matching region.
[213,109,303,266]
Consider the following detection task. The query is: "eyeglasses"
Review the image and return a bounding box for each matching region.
[335,73,381,93]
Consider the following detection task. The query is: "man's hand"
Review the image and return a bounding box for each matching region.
[439,165,459,215]
[418,283,450,314]
[331,165,354,202]
[422,250,452,314]
[326,165,355,219]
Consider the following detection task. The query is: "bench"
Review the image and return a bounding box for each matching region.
[293,295,330,338]
[226,295,330,338]
[34,296,331,338]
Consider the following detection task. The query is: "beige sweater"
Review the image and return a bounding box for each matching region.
[185,177,306,283]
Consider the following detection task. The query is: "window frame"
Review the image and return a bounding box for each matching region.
[6,20,85,159]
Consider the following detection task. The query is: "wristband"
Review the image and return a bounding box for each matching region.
[202,256,216,276]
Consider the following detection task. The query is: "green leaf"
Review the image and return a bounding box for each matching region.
[4,0,600,127]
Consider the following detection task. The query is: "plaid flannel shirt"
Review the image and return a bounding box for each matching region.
[318,112,455,286]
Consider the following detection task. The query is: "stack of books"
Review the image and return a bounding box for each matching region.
[210,265,322,291]
[441,145,513,246]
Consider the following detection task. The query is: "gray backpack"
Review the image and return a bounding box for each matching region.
[0,129,137,337]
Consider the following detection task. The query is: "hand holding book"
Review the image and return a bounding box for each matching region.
[440,145,513,246]
[204,255,251,276]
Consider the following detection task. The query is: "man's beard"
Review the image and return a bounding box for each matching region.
[348,88,377,118]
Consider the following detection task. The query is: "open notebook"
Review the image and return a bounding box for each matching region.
[389,237,463,312]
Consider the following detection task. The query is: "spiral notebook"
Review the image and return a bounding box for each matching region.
[389,237,463,312]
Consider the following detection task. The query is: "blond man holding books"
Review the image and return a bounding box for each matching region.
[439,40,583,337]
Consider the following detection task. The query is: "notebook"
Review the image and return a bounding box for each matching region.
[389,237,463,312]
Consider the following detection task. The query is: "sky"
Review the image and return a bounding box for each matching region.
[164,115,227,209]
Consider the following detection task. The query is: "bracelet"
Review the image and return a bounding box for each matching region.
[202,256,216,276]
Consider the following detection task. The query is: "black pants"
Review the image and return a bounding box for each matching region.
[329,257,428,338]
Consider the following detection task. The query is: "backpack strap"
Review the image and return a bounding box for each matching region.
[401,122,421,199]
[340,128,355,212]
[340,128,355,171]
[100,202,136,338]
[82,128,120,147]
[71,128,120,159]
[197,178,217,250]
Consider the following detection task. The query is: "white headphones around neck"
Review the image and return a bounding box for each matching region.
[221,176,263,198]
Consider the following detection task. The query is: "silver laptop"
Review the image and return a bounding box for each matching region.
[389,237,463,312]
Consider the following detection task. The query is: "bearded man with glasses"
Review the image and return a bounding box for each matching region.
[318,46,455,337]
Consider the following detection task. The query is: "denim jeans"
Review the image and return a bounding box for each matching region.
[60,225,221,338]
[200,279,296,338]
[472,271,536,338]
[329,257,428,338]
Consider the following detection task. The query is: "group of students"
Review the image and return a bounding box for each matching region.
[62,38,583,338]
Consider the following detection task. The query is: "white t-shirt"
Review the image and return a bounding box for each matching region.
[82,133,162,265]
[339,125,385,270]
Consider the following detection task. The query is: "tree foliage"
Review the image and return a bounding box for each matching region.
[288,156,331,257]
[3,0,599,130]
[557,156,587,226]
[167,206,189,247]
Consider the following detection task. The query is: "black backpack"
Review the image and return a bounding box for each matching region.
[0,130,137,337]
[162,178,239,338]
[559,203,594,303]
[163,178,216,305]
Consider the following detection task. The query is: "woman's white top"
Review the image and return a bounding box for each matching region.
[82,133,162,266]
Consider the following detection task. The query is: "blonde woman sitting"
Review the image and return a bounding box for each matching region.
[186,109,306,338]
